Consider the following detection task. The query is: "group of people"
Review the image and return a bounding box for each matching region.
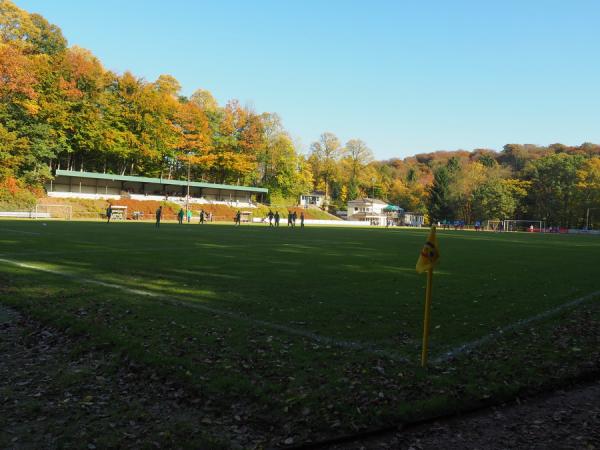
[437,219,483,231]
[265,210,304,228]
[439,219,467,230]
[177,208,193,224]
[177,208,212,224]
[108,203,305,229]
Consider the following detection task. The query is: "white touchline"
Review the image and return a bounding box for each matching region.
[0,228,42,236]
[0,248,157,258]
[0,257,410,363]
[433,289,600,364]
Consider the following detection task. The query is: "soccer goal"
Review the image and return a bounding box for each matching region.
[33,204,72,220]
[485,220,503,231]
[503,219,545,232]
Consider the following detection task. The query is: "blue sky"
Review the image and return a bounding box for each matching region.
[15,0,600,159]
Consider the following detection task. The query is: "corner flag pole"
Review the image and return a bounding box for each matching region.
[421,268,433,367]
[415,226,440,368]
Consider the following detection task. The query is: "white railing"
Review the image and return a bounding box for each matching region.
[47,191,257,208]
[0,211,51,218]
[48,192,120,200]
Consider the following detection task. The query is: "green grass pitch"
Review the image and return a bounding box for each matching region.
[1,220,599,443]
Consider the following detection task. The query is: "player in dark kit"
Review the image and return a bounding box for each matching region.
[268,210,274,226]
[155,206,162,228]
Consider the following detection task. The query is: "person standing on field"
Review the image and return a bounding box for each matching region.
[199,209,205,224]
[274,211,280,227]
[178,208,184,224]
[106,205,112,224]
[300,212,305,228]
[235,210,241,226]
[268,210,274,226]
[155,206,162,228]
[187,209,192,223]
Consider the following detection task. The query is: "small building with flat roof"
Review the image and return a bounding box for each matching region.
[46,170,268,207]
[299,191,326,208]
[347,198,389,225]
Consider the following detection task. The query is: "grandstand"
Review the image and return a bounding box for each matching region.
[46,170,268,208]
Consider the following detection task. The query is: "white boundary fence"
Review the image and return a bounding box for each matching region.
[0,210,50,219]
[0,204,72,220]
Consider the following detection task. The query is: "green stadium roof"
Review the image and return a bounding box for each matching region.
[383,205,403,212]
[55,170,268,193]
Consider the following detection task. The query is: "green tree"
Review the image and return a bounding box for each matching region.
[427,166,453,222]
[524,153,585,227]
[473,180,518,221]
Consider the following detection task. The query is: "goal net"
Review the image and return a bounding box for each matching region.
[34,204,72,220]
[503,219,544,232]
[486,220,503,231]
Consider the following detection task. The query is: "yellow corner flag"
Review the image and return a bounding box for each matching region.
[416,226,440,367]
[416,226,440,273]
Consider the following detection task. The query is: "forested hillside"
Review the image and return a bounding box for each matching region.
[1,0,600,226]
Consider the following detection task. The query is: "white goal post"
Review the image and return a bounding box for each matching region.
[486,220,502,231]
[503,220,545,232]
[34,204,72,220]
[486,219,545,232]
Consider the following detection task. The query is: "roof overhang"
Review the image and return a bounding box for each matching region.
[54,170,268,194]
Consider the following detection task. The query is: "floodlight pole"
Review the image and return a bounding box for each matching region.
[371,177,375,199]
[586,208,597,230]
[185,156,191,214]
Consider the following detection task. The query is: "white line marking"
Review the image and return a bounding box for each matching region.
[433,289,600,364]
[0,228,41,236]
[0,248,154,258]
[0,258,410,362]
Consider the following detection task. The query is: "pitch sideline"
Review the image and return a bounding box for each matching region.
[0,257,411,363]
[433,289,600,363]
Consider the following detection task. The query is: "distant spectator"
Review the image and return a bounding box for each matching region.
[187,209,192,223]
[235,210,241,226]
[106,205,112,224]
[155,206,162,228]
[300,212,305,228]
[292,211,297,227]
[178,208,184,224]
[274,211,280,227]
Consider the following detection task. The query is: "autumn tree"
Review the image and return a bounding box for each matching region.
[175,100,214,180]
[342,138,373,200]
[309,132,341,201]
